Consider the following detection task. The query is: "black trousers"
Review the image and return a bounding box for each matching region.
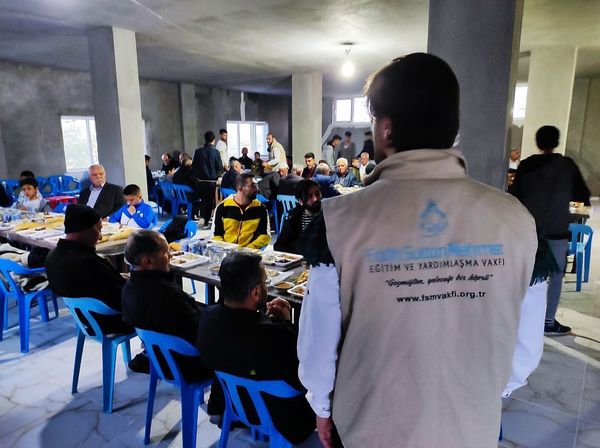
[198,182,216,223]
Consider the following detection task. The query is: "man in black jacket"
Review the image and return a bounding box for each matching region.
[512,125,591,336]
[78,164,124,219]
[122,230,213,383]
[192,131,223,224]
[45,204,130,334]
[274,180,321,254]
[197,252,316,444]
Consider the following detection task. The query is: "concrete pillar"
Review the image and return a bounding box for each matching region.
[292,72,322,164]
[428,0,523,189]
[521,47,577,158]
[179,83,199,152]
[0,127,8,178]
[88,27,147,198]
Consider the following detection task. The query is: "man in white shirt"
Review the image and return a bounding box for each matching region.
[264,132,288,171]
[216,128,229,171]
[358,151,376,183]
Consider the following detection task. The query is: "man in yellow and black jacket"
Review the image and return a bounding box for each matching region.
[213,173,271,249]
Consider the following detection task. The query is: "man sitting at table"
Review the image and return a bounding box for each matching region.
[109,184,156,229]
[45,204,131,335]
[122,230,213,383]
[78,164,125,219]
[278,164,303,197]
[15,178,51,212]
[274,180,321,254]
[196,251,316,444]
[332,157,359,188]
[220,159,242,190]
[314,163,341,199]
[212,173,270,249]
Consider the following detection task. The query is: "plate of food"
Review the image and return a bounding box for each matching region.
[170,252,210,269]
[288,283,307,298]
[17,227,64,239]
[261,251,303,269]
[273,281,294,293]
[0,223,14,231]
[208,264,221,275]
[295,269,309,285]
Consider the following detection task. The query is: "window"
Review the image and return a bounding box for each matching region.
[226,121,269,158]
[335,97,371,124]
[513,85,527,121]
[61,116,99,171]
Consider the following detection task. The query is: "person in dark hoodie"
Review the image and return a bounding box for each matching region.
[511,125,591,336]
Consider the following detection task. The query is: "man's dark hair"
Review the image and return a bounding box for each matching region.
[229,156,238,163]
[125,230,163,266]
[219,252,264,303]
[162,153,172,160]
[364,130,372,136]
[344,131,352,137]
[295,179,319,203]
[20,170,35,178]
[219,128,227,135]
[20,177,38,188]
[123,184,141,196]
[304,152,315,159]
[144,155,151,162]
[332,134,342,141]
[205,131,215,143]
[235,172,254,190]
[535,125,560,151]
[364,52,459,151]
[254,151,261,156]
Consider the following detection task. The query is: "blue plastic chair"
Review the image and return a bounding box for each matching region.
[157,181,176,217]
[215,371,303,448]
[184,220,198,237]
[568,223,593,291]
[57,175,81,195]
[220,187,235,199]
[136,329,212,448]
[62,297,135,413]
[0,259,58,353]
[2,180,20,203]
[38,177,60,197]
[276,195,298,233]
[54,201,68,213]
[172,184,196,220]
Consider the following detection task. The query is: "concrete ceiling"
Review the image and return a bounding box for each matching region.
[0,0,599,96]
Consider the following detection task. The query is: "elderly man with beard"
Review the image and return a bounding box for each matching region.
[274,180,321,254]
[212,173,270,249]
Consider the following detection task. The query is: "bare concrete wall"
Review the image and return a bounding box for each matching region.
[0,60,185,178]
[0,60,92,178]
[140,79,183,165]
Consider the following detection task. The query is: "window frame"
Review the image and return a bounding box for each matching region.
[60,115,99,172]
[226,120,270,159]
[334,96,371,125]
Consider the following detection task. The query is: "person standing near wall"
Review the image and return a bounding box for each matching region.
[511,125,591,336]
[216,128,229,172]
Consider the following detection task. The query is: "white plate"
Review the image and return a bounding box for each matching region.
[170,253,210,269]
[288,282,307,298]
[17,228,64,239]
[261,251,303,268]
[0,223,14,230]
[267,271,292,287]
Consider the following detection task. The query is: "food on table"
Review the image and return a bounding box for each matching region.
[169,242,182,251]
[289,285,306,296]
[266,269,279,278]
[170,251,185,256]
[98,236,109,244]
[274,281,294,291]
[14,222,38,231]
[108,228,134,241]
[209,264,221,274]
[295,270,309,285]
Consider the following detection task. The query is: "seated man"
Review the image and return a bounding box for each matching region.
[251,151,264,177]
[122,230,213,382]
[278,164,303,196]
[238,147,253,171]
[332,157,359,187]
[197,252,316,444]
[221,159,242,190]
[358,151,376,183]
[301,152,317,179]
[313,163,341,199]
[274,180,321,254]
[257,166,280,200]
[109,184,156,229]
[78,164,125,219]
[45,204,131,334]
[15,178,51,212]
[213,173,270,249]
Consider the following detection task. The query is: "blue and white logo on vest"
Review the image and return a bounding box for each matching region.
[418,200,448,237]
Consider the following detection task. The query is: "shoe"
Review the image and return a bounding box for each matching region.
[544,320,572,336]
[128,352,150,374]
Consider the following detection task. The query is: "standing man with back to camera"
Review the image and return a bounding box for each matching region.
[298,53,538,448]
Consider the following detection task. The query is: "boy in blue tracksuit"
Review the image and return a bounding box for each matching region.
[109,184,156,229]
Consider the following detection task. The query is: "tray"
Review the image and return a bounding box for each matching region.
[170,252,210,269]
[287,282,307,298]
[17,227,64,239]
[261,251,303,269]
[267,270,293,288]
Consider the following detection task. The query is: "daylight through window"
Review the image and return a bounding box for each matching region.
[61,116,99,171]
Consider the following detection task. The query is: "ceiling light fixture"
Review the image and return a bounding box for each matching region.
[341,42,355,78]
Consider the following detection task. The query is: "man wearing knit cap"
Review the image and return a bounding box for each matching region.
[45,204,131,334]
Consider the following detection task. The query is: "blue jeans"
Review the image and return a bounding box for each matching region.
[546,239,568,322]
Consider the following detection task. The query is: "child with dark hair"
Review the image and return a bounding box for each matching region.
[16,178,50,212]
[109,184,156,228]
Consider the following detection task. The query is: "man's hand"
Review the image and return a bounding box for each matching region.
[127,205,136,215]
[317,416,336,448]
[265,297,291,321]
